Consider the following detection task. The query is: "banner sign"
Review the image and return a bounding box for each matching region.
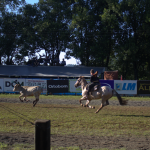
[99,80,114,89]
[25,79,47,94]
[69,79,90,93]
[0,79,3,92]
[47,80,69,93]
[114,80,137,94]
[137,81,150,94]
[4,78,25,92]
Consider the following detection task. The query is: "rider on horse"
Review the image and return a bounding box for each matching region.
[87,69,100,96]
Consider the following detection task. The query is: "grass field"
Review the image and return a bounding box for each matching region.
[0,94,150,149]
[0,94,150,136]
[1,93,150,101]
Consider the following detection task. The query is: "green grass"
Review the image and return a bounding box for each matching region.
[1,143,126,150]
[0,94,150,149]
[0,102,150,136]
[0,142,35,150]
[0,142,7,149]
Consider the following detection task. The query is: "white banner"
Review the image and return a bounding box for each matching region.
[4,78,26,92]
[114,80,137,94]
[69,79,90,93]
[25,79,47,94]
[0,79,4,92]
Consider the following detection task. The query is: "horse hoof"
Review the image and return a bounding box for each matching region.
[92,106,95,109]
[81,104,83,107]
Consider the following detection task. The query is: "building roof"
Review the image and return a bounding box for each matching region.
[0,65,106,78]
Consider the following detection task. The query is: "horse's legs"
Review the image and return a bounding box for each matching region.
[106,99,109,105]
[79,98,85,107]
[79,98,95,109]
[25,97,30,102]
[23,97,29,102]
[85,100,90,107]
[85,100,95,109]
[79,97,89,107]
[19,95,23,102]
[23,97,26,101]
[95,99,106,113]
[33,98,39,107]
[33,95,39,107]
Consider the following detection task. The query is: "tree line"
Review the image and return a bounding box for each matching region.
[0,0,150,80]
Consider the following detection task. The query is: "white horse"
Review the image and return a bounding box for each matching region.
[74,76,127,113]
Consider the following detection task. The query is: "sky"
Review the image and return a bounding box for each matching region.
[25,0,79,65]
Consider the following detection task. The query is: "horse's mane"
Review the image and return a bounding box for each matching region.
[79,76,85,80]
[79,76,84,78]
[79,76,88,84]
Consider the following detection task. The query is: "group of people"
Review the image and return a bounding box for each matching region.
[26,57,66,67]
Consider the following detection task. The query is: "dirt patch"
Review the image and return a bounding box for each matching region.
[1,97,150,149]
[0,132,150,150]
[1,97,150,107]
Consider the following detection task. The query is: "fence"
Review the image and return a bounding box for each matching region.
[0,78,150,95]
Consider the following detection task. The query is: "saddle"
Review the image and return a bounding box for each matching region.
[86,84,101,93]
[91,84,101,92]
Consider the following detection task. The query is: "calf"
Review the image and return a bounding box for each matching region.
[13,84,43,107]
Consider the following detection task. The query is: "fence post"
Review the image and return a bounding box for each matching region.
[35,119,50,150]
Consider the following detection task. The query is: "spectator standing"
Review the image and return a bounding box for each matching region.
[60,58,66,66]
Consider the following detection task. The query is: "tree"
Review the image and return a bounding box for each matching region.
[18,4,41,61]
[33,0,72,65]
[114,0,150,79]
[0,13,21,65]
[0,0,25,16]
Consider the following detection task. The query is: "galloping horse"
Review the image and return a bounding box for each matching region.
[74,76,127,113]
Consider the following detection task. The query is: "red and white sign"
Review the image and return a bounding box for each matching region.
[25,79,47,94]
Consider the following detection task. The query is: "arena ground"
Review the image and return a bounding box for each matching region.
[0,97,150,150]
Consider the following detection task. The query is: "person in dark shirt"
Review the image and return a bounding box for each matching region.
[87,69,100,96]
[60,58,66,66]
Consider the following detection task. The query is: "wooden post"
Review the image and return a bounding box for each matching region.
[35,119,50,150]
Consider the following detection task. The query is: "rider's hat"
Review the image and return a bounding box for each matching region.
[90,69,94,73]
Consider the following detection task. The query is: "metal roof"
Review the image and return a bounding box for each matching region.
[0,65,106,78]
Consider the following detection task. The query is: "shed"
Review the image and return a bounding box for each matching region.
[0,65,106,79]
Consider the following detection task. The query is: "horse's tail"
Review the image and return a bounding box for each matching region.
[113,89,128,105]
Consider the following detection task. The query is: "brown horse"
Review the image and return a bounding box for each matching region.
[74,76,127,113]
